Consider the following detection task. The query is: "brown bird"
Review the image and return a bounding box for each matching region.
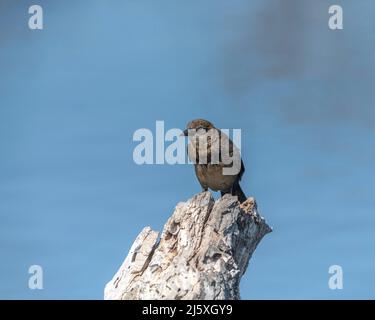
[181,119,247,203]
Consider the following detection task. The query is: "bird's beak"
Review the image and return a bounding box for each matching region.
[180,129,188,137]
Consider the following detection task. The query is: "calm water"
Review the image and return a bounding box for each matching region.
[0,0,374,299]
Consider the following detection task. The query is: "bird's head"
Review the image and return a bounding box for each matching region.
[181,119,215,137]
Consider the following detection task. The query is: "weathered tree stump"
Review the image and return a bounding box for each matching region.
[104,192,271,300]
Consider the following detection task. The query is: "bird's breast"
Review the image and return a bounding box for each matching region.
[195,164,237,191]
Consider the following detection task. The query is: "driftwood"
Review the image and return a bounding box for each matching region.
[104,192,271,300]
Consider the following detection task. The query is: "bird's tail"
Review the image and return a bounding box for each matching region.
[232,181,247,203]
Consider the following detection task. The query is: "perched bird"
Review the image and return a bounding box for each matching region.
[181,119,247,203]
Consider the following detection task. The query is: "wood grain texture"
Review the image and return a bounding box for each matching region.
[104,192,271,300]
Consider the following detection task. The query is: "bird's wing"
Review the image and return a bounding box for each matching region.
[218,129,245,180]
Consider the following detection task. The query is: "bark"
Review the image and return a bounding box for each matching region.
[104,191,271,300]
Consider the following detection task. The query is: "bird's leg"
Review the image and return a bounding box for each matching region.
[220,188,231,197]
[230,185,234,196]
[200,182,208,193]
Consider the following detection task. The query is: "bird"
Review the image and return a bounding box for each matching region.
[181,119,247,203]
